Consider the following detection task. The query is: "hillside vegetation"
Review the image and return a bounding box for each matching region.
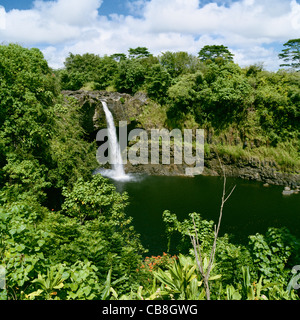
[0,43,300,300]
[58,46,300,173]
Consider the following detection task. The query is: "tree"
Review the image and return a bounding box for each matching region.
[198,45,234,63]
[64,53,103,80]
[252,70,300,145]
[93,55,118,90]
[110,53,127,62]
[114,59,146,94]
[0,44,58,166]
[61,53,118,90]
[279,39,300,70]
[145,63,171,103]
[159,51,201,78]
[61,53,101,90]
[128,47,151,59]
[198,63,252,127]
[0,44,98,201]
[167,72,203,114]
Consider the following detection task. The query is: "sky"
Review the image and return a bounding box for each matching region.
[0,0,299,70]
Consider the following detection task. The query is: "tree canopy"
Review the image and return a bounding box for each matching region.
[1,42,300,301]
[128,47,151,59]
[198,45,235,63]
[0,44,145,300]
[279,38,300,70]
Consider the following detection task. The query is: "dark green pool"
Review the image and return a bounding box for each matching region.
[111,175,300,255]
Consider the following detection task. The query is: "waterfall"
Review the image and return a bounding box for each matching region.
[100,101,130,181]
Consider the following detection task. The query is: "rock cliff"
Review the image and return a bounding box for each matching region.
[62,90,300,187]
[62,90,147,134]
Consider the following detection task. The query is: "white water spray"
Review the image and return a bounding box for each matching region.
[100,101,131,181]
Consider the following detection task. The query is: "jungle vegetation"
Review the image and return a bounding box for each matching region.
[0,42,300,300]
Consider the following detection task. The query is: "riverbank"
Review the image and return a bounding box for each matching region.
[124,149,300,188]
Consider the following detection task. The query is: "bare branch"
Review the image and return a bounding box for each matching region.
[224,185,236,203]
[190,216,205,276]
[190,154,236,300]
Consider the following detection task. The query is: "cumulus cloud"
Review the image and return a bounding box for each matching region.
[34,0,102,26]
[0,0,103,44]
[0,0,299,70]
[142,0,300,40]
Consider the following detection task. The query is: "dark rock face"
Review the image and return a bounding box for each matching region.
[62,90,148,134]
[203,153,300,187]
[125,152,300,187]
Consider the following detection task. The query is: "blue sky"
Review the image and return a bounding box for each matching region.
[0,0,252,13]
[0,0,133,15]
[0,0,299,70]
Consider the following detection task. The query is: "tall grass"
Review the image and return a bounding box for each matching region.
[208,142,300,173]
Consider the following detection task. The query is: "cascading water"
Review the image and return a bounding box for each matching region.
[99,101,131,181]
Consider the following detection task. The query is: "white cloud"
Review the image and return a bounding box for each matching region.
[126,0,148,16]
[0,0,103,44]
[233,46,278,69]
[142,0,300,40]
[0,6,6,30]
[0,0,299,70]
[34,0,102,26]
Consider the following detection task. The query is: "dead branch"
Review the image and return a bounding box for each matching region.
[190,157,236,300]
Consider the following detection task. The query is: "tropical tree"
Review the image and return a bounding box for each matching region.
[110,53,127,62]
[128,47,151,59]
[145,63,172,103]
[279,39,300,70]
[114,59,146,94]
[0,44,58,168]
[60,53,118,90]
[198,62,252,126]
[198,45,234,63]
[159,51,201,78]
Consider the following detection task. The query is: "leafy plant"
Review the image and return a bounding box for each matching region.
[241,266,268,300]
[153,254,220,300]
[226,285,242,300]
[26,265,67,300]
[162,211,214,253]
[61,174,128,224]
[249,227,299,283]
[100,268,127,300]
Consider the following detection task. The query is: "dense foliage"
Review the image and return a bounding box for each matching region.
[0,44,144,300]
[59,45,300,174]
[1,43,300,300]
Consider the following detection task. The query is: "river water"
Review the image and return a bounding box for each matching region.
[111,175,300,255]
